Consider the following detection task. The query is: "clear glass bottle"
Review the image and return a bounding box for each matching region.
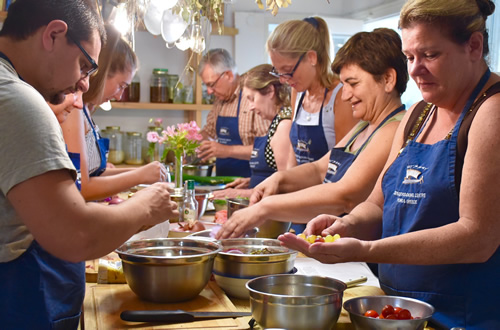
[150,68,169,103]
[181,180,198,223]
[125,132,144,165]
[105,126,124,165]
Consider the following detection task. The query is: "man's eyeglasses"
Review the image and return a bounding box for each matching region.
[269,53,306,80]
[205,71,227,89]
[67,33,99,79]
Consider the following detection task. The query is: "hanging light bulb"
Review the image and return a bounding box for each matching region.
[112,3,131,35]
[190,23,205,54]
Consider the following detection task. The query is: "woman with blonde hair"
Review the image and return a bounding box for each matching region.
[213,64,295,199]
[267,16,358,166]
[278,1,500,328]
[62,24,169,201]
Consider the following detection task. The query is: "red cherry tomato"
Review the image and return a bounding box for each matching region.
[364,310,379,318]
[314,236,325,243]
[393,307,402,315]
[381,304,395,318]
[386,314,398,319]
[397,309,412,320]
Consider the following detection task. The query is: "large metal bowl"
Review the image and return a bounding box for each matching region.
[343,295,435,330]
[183,164,214,177]
[227,198,291,238]
[246,274,347,330]
[116,238,221,303]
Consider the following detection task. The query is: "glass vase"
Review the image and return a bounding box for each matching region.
[174,152,183,190]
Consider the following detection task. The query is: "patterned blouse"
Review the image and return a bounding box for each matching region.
[264,106,293,170]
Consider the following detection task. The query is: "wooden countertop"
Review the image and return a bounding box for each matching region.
[81,266,384,330]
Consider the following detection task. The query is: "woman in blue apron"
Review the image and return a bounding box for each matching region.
[216,28,408,239]
[61,24,170,201]
[212,64,294,199]
[277,3,500,328]
[267,16,357,166]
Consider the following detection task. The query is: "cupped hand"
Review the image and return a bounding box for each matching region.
[302,214,341,236]
[215,204,266,239]
[278,232,368,264]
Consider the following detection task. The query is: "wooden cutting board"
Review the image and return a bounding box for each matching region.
[82,280,250,329]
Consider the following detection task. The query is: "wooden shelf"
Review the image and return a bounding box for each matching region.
[110,101,212,124]
[110,102,212,111]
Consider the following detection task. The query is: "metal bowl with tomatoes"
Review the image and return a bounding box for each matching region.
[343,295,435,330]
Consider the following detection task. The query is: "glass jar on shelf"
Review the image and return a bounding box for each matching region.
[125,132,144,165]
[104,126,124,164]
[167,74,179,103]
[128,73,140,102]
[150,68,169,103]
[143,126,165,163]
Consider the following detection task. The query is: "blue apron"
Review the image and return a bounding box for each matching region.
[67,151,82,191]
[83,105,109,177]
[380,70,499,329]
[249,133,275,188]
[215,90,251,177]
[324,106,405,183]
[289,88,330,165]
[0,52,85,329]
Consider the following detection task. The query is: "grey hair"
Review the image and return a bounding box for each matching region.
[199,48,238,75]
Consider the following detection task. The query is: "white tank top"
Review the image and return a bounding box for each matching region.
[293,83,342,150]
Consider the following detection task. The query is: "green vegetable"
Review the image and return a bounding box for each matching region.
[182,174,240,185]
[213,199,227,206]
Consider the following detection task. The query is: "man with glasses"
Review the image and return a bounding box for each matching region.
[197,48,270,177]
[0,1,178,328]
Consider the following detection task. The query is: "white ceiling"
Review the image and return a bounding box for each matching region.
[228,0,406,21]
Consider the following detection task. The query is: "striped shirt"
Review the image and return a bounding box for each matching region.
[201,85,270,145]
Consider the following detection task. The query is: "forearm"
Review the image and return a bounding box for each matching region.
[275,162,323,193]
[258,183,364,223]
[81,170,145,200]
[220,144,253,160]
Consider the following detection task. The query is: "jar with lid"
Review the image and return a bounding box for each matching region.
[143,126,165,163]
[150,68,169,103]
[104,126,124,164]
[125,132,145,165]
[128,73,140,102]
[167,74,179,103]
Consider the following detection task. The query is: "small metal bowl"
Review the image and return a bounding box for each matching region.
[343,295,435,330]
[227,198,291,238]
[116,238,221,303]
[246,274,347,330]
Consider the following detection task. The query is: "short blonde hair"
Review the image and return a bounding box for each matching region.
[242,64,290,108]
[399,0,495,57]
[266,16,336,89]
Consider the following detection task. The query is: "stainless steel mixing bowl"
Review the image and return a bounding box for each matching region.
[116,238,221,303]
[226,198,291,238]
[213,238,297,278]
[246,274,347,330]
[343,295,435,330]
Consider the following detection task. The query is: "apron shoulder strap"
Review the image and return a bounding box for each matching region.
[402,100,430,149]
[455,82,500,187]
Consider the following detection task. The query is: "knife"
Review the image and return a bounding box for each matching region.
[120,310,252,323]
